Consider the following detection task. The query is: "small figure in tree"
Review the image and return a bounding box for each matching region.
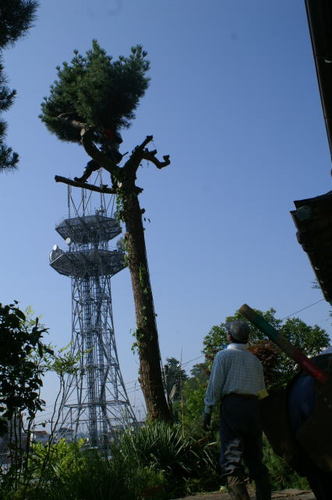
[40,41,171,421]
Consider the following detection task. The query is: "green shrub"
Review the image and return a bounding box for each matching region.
[3,425,310,499]
[0,439,167,500]
[111,421,220,498]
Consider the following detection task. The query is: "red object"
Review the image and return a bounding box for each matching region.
[294,350,329,383]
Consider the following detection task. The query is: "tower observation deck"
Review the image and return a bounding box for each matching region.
[49,173,136,447]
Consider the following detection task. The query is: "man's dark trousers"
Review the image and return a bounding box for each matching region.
[220,394,270,487]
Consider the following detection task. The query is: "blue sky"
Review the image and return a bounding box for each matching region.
[1,0,331,419]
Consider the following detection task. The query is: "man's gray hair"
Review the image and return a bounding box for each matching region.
[226,321,250,343]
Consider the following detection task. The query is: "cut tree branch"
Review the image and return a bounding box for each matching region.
[138,135,154,151]
[124,135,170,174]
[55,175,116,194]
[142,150,170,169]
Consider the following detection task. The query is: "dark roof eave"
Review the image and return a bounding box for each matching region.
[305,0,332,160]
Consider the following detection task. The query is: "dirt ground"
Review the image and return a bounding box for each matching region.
[175,488,314,500]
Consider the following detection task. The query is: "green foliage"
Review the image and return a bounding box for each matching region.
[0,0,38,170]
[0,302,54,496]
[1,438,167,500]
[40,41,150,143]
[0,1,38,48]
[179,363,208,432]
[3,440,133,500]
[0,62,17,168]
[0,302,53,425]
[164,357,188,404]
[49,344,80,376]
[112,421,219,498]
[181,376,207,432]
[0,417,310,498]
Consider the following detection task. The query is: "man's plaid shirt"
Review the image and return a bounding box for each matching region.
[204,343,266,413]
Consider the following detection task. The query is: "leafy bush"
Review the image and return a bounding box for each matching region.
[0,439,167,500]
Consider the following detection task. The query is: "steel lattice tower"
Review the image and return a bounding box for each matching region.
[49,173,136,447]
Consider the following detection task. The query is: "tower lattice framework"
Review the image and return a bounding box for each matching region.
[49,173,136,447]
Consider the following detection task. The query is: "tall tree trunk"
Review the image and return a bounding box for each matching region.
[60,131,172,421]
[123,191,172,421]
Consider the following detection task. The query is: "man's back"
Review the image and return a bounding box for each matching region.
[204,344,266,410]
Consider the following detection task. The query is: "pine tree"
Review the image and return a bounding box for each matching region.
[40,42,172,421]
[0,0,38,170]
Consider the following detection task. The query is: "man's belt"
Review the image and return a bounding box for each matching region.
[223,392,258,400]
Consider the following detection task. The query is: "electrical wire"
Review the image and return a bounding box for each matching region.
[281,298,325,320]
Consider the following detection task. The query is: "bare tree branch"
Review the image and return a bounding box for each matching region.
[55,175,116,194]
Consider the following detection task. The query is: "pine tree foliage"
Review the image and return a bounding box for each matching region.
[0,60,18,169]
[0,0,37,48]
[40,41,150,144]
[0,0,38,171]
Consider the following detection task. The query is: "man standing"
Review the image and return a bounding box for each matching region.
[203,321,271,500]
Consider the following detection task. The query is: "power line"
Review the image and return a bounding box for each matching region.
[181,354,204,367]
[281,298,325,320]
